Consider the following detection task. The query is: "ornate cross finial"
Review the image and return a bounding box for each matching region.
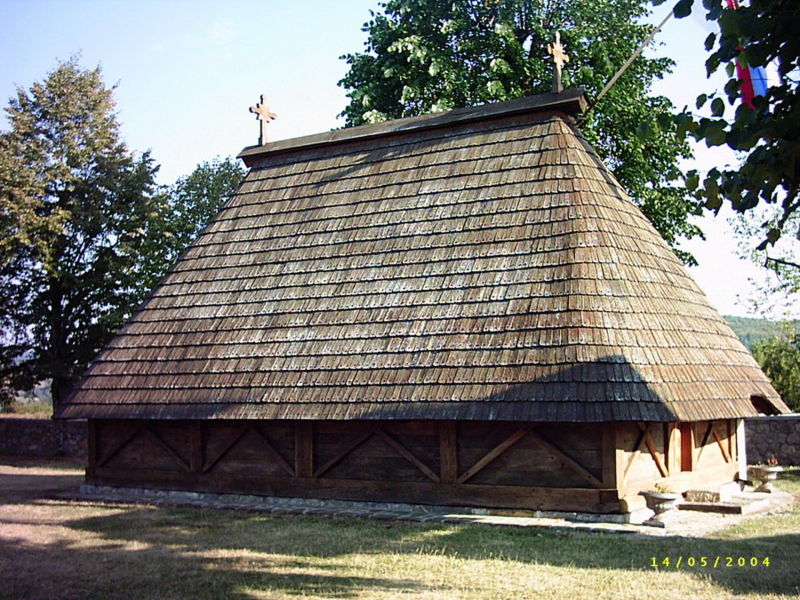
[547,32,569,94]
[249,94,277,145]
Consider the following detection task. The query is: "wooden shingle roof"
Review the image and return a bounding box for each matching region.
[58,89,787,422]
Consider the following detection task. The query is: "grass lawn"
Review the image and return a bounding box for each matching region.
[1,458,798,600]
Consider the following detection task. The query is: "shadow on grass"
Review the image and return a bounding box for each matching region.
[41,499,797,598]
[2,468,799,598]
[1,533,427,600]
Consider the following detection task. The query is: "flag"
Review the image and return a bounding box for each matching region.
[725,0,768,108]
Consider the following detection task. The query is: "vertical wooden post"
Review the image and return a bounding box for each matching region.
[736,419,747,481]
[189,421,203,473]
[600,422,618,489]
[726,419,734,461]
[87,419,97,474]
[664,423,679,476]
[680,422,694,472]
[295,421,314,478]
[439,421,458,483]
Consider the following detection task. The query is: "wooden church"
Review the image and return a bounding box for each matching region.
[58,86,788,515]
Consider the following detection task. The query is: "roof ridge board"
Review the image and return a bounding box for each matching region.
[237,90,587,164]
[240,118,559,184]
[241,113,554,171]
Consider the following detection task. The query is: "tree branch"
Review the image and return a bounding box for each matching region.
[765,256,800,271]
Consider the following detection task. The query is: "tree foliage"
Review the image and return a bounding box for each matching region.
[752,328,800,411]
[667,0,800,280]
[339,0,702,258]
[165,157,245,264]
[732,205,799,314]
[0,61,247,411]
[0,59,169,408]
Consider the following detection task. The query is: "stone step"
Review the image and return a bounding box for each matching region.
[678,491,784,515]
[679,501,749,514]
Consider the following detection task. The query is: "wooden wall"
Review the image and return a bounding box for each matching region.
[86,418,740,514]
[88,419,619,513]
[614,420,739,511]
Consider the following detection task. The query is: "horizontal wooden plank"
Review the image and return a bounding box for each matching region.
[88,467,621,513]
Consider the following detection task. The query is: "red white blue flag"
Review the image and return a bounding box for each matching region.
[725,0,768,108]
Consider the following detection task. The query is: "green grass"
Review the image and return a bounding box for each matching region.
[3,399,53,416]
[2,464,799,600]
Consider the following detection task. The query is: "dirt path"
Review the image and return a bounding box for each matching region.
[0,457,128,599]
[0,456,83,501]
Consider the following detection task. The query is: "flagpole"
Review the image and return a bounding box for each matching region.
[588,9,674,111]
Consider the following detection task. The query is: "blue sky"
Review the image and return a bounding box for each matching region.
[1,0,791,318]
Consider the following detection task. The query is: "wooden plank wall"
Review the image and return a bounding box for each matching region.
[615,420,739,501]
[87,419,620,513]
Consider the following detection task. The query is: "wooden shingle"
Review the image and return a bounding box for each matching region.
[58,89,787,422]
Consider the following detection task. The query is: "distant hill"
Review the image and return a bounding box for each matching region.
[724,316,800,350]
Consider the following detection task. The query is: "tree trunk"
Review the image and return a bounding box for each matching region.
[47,275,67,417]
[50,375,72,418]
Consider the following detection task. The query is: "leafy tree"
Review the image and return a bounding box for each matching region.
[162,157,245,266]
[732,206,799,314]
[666,0,800,279]
[752,327,800,411]
[0,59,170,410]
[339,0,702,259]
[0,381,13,413]
[126,157,246,304]
[116,157,246,313]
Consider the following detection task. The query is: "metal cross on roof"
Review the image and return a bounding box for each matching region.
[249,94,277,145]
[547,32,569,94]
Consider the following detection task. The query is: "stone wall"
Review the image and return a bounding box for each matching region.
[745,415,800,465]
[0,418,87,458]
